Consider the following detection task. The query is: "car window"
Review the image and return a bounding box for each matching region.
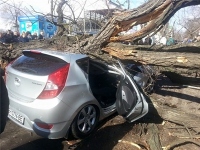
[11,53,68,75]
[125,64,142,76]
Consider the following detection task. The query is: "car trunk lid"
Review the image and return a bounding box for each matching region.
[6,50,69,102]
[6,70,48,102]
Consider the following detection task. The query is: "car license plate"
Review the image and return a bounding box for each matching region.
[8,109,25,125]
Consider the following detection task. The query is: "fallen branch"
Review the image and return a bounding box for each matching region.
[178,136,200,139]
[182,122,193,139]
[171,133,200,139]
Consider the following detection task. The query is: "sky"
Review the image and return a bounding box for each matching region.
[0,0,199,31]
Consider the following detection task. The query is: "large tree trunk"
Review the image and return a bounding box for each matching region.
[102,42,200,70]
[82,0,200,52]
[56,0,66,36]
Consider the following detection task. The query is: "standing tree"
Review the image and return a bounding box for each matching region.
[178,5,200,39]
[0,0,24,31]
[47,0,87,35]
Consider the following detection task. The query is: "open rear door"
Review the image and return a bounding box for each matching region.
[115,61,148,122]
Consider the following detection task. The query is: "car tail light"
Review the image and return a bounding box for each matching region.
[37,64,70,99]
[35,122,53,129]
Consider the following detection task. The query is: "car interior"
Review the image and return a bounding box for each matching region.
[88,59,120,108]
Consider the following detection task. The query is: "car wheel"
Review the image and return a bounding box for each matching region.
[71,105,98,139]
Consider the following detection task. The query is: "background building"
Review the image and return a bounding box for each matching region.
[67,0,122,35]
[18,15,57,38]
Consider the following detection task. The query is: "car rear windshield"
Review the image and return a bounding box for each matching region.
[11,52,68,75]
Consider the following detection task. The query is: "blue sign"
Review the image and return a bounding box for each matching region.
[18,15,57,38]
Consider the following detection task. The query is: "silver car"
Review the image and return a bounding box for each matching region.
[5,49,148,139]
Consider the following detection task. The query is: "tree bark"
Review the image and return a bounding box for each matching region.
[102,42,200,66]
[56,0,66,36]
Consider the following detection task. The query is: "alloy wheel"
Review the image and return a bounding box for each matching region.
[77,105,97,133]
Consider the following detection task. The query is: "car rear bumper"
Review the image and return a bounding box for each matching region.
[8,96,73,139]
[8,112,71,139]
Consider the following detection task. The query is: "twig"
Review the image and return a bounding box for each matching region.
[183,85,200,90]
[178,136,200,139]
[118,140,141,149]
[182,122,193,139]
[167,127,198,129]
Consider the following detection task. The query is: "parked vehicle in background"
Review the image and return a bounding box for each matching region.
[5,49,149,139]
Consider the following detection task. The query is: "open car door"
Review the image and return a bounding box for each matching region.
[111,61,149,122]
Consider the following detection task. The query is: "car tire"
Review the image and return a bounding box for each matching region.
[71,105,98,139]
